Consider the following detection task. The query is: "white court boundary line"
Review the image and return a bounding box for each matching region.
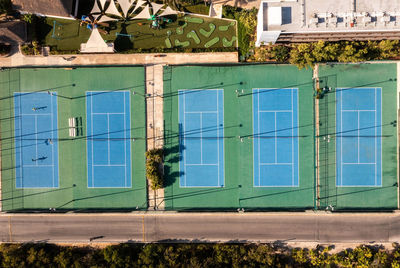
[336,87,382,187]
[252,88,300,188]
[178,89,225,188]
[13,92,59,189]
[86,91,132,189]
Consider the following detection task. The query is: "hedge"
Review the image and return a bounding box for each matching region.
[1,243,400,267]
[145,148,164,190]
[254,40,400,69]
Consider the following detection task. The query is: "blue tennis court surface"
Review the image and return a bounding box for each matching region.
[253,88,299,187]
[336,88,382,187]
[179,89,224,187]
[14,92,59,188]
[86,91,131,188]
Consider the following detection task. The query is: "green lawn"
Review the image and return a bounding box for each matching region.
[37,14,237,53]
[181,3,210,15]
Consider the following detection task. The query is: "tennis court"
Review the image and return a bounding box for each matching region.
[253,88,299,187]
[0,67,147,211]
[178,89,224,187]
[86,91,132,188]
[336,87,382,187]
[164,65,314,210]
[14,92,59,188]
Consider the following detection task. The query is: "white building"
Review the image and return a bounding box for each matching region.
[256,0,400,46]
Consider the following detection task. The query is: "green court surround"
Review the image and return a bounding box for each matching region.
[318,63,398,210]
[0,67,147,211]
[0,63,397,212]
[163,65,315,210]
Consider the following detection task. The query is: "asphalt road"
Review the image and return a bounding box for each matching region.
[0,212,398,243]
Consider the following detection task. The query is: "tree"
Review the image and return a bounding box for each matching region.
[26,246,51,267]
[289,43,315,69]
[247,244,276,266]
[145,148,164,190]
[102,244,139,268]
[311,40,340,62]
[138,244,165,266]
[270,45,290,62]
[0,244,27,267]
[53,249,73,268]
[378,40,400,59]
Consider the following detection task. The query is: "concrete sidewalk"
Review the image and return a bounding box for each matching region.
[0,51,238,67]
[212,0,260,10]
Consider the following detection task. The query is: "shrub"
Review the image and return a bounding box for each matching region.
[1,243,400,266]
[50,46,235,55]
[21,13,34,24]
[0,0,11,15]
[48,48,80,55]
[254,45,290,62]
[376,250,389,266]
[145,148,164,190]
[292,248,309,265]
[21,44,34,55]
[0,44,10,55]
[270,45,290,62]
[223,6,257,60]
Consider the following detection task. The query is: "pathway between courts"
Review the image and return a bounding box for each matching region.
[146,64,165,210]
[0,50,238,67]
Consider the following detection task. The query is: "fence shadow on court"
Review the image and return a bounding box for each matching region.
[1,187,147,211]
[238,186,314,203]
[319,184,397,201]
[237,81,314,97]
[0,84,75,101]
[163,123,244,188]
[240,123,313,139]
[0,184,77,202]
[162,185,241,203]
[55,187,146,209]
[68,84,145,100]
[0,83,146,101]
[319,73,396,91]
[317,121,396,138]
[164,123,241,140]
[162,80,315,99]
[163,144,182,188]
[162,82,244,98]
[0,125,146,158]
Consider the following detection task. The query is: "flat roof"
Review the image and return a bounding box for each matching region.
[12,0,74,18]
[0,21,27,45]
[261,0,400,33]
